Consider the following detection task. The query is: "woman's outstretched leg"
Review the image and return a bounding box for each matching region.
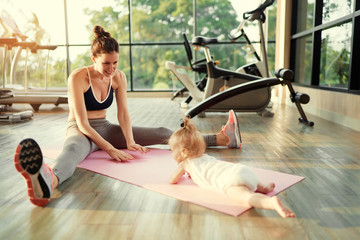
[14,138,58,206]
[206,109,242,148]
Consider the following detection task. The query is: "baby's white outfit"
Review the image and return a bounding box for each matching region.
[183,154,258,193]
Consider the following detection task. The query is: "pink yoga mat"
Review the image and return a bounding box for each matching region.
[43,148,304,216]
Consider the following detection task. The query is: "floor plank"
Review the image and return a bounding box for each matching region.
[1,97,360,240]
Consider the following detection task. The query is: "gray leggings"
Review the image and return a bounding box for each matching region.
[53,119,217,184]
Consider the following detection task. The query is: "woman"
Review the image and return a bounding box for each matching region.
[14,25,241,206]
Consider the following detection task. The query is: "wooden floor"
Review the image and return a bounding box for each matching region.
[1,97,360,240]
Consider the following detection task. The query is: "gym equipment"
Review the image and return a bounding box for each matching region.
[228,0,275,78]
[183,0,314,126]
[0,10,67,112]
[166,0,274,115]
[0,87,34,123]
[184,66,314,126]
[0,37,33,123]
[169,33,209,106]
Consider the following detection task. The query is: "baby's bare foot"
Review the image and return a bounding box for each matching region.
[272,196,296,218]
[257,182,275,194]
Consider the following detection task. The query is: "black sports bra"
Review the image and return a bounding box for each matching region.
[83,67,114,111]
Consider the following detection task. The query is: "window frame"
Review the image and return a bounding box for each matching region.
[290,0,360,95]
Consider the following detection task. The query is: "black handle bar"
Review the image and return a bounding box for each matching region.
[243,0,275,19]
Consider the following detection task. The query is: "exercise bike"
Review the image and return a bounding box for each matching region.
[181,0,314,126]
[166,0,274,116]
[182,42,314,126]
[168,33,209,107]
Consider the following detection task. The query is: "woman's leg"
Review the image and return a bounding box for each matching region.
[226,186,296,218]
[14,121,95,206]
[14,138,56,206]
[98,119,236,148]
[98,121,173,148]
[52,121,97,185]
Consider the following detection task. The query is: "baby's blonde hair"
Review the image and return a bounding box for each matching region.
[169,118,206,158]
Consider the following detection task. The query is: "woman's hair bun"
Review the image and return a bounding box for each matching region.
[91,25,119,56]
[94,25,111,38]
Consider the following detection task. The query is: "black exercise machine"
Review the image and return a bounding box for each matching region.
[184,67,314,127]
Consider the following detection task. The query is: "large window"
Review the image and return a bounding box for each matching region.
[0,1,67,90]
[1,0,276,92]
[291,0,360,94]
[320,22,351,88]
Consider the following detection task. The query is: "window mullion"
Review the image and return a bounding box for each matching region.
[310,0,323,86]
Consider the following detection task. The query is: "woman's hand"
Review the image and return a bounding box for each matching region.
[107,147,134,162]
[127,142,149,153]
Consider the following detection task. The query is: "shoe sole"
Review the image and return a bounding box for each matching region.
[14,138,50,206]
[230,110,241,148]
